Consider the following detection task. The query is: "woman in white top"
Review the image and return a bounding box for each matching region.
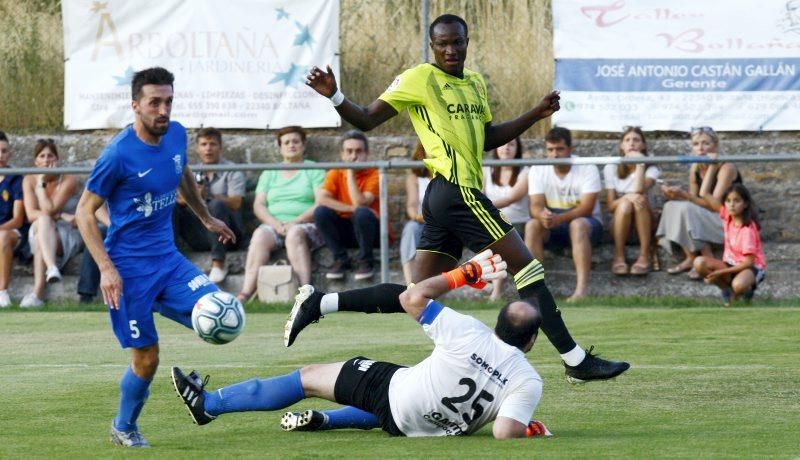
[604,127,660,275]
[21,139,81,307]
[400,144,431,284]
[483,137,530,300]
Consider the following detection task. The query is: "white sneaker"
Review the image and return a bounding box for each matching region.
[46,266,62,283]
[20,293,44,308]
[0,290,10,308]
[208,266,228,283]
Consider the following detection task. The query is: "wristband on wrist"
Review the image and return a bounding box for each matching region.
[329,88,345,106]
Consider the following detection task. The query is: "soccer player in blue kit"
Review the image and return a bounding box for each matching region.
[76,67,236,448]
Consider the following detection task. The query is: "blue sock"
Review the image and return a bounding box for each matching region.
[322,406,379,430]
[205,370,305,416]
[114,367,151,431]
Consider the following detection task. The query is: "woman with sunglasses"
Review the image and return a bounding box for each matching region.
[604,127,660,276]
[656,127,742,279]
[20,139,81,307]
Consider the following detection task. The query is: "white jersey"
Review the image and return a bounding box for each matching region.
[483,166,531,224]
[528,155,603,223]
[388,306,542,437]
[602,164,660,195]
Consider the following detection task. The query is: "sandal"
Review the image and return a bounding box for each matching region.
[666,260,693,275]
[611,261,629,276]
[630,262,650,276]
[687,268,702,281]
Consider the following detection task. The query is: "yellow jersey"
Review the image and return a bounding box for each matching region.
[379,64,492,190]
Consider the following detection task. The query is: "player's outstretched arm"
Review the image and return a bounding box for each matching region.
[484,90,561,151]
[178,165,236,245]
[76,190,122,309]
[492,416,529,439]
[398,250,507,319]
[306,65,398,131]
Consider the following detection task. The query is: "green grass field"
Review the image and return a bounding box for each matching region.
[2,301,799,458]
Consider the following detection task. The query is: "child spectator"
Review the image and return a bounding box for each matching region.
[693,183,765,306]
[483,137,530,300]
[0,131,26,307]
[604,127,660,275]
[20,139,81,307]
[400,143,430,285]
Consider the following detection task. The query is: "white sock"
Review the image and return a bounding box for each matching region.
[319,293,339,315]
[561,345,586,367]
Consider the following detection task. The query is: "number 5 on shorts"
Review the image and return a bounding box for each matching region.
[129,320,140,338]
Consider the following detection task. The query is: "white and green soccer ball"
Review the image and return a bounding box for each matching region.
[191,291,246,345]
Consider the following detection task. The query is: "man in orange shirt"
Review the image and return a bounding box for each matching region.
[314,130,380,281]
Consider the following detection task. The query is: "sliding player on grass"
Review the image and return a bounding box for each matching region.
[173,251,550,438]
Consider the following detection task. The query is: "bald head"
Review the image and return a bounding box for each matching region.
[494,300,542,351]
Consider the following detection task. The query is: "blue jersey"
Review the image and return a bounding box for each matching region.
[86,122,187,277]
[0,172,23,224]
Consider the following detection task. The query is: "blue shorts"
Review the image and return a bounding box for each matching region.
[109,252,218,349]
[545,215,603,250]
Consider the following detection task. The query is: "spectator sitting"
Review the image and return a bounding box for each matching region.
[400,143,430,285]
[694,183,765,306]
[314,130,382,281]
[483,137,530,300]
[604,126,660,276]
[656,126,741,280]
[76,204,110,304]
[0,131,26,308]
[173,127,244,283]
[20,139,81,307]
[237,126,325,302]
[527,127,603,302]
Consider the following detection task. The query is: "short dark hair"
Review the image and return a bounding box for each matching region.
[429,14,468,38]
[196,127,222,145]
[341,129,369,151]
[494,300,542,350]
[0,130,7,143]
[131,67,175,101]
[276,125,307,145]
[545,126,572,147]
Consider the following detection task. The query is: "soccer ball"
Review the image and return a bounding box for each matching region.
[191,291,246,345]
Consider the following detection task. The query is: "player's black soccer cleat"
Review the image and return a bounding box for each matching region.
[284,285,325,347]
[171,366,216,426]
[563,346,630,384]
[280,410,329,432]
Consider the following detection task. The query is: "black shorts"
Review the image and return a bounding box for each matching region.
[725,263,766,290]
[334,357,406,436]
[418,175,514,261]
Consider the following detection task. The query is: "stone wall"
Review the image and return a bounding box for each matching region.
[6,131,800,242]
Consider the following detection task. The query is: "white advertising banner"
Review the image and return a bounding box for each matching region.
[552,0,800,131]
[62,0,340,130]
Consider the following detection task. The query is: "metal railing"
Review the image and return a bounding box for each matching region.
[7,152,800,283]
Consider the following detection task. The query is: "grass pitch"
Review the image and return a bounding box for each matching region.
[1,301,799,458]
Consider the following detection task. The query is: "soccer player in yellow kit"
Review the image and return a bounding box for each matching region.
[297,14,629,383]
